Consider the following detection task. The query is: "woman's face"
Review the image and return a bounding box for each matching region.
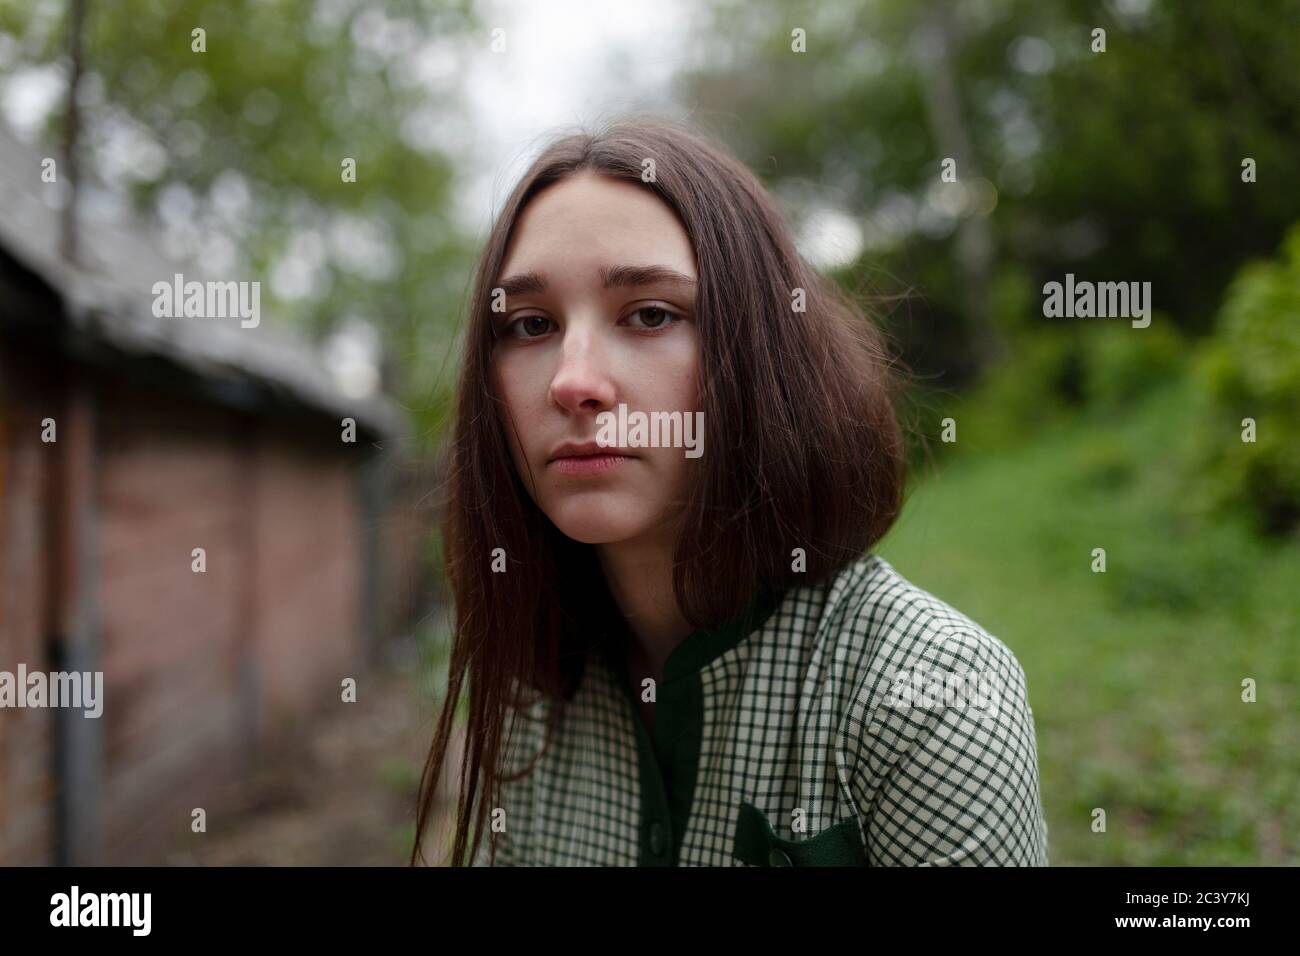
[490,170,701,546]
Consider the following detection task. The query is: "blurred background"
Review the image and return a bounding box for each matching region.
[0,0,1296,866]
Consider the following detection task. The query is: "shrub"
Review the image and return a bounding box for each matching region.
[1188,226,1300,536]
[1079,316,1187,412]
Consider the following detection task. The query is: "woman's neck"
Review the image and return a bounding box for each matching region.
[596,530,692,680]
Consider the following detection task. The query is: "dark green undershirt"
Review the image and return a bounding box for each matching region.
[599,589,782,867]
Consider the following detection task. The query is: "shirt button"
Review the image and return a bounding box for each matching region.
[768,848,794,867]
[649,821,667,856]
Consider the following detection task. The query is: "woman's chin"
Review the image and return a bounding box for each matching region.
[546,500,653,546]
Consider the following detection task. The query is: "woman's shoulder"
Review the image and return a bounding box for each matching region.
[805,554,1048,865]
[798,553,1032,717]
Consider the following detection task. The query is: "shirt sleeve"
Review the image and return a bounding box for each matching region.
[843,622,1050,866]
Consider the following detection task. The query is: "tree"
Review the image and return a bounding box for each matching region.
[0,0,480,436]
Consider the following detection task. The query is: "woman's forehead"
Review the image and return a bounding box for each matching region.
[500,172,696,282]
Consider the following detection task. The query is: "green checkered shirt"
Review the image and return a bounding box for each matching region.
[472,553,1049,866]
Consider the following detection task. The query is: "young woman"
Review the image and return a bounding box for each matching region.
[412,118,1048,867]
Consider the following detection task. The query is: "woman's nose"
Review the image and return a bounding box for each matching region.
[548,325,617,413]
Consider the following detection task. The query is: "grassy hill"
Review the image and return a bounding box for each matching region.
[876,375,1300,865]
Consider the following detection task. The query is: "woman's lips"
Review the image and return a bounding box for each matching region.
[549,453,634,477]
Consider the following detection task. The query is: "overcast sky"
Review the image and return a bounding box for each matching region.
[454,0,706,234]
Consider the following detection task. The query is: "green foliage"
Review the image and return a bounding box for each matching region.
[687,0,1300,389]
[1078,316,1187,412]
[948,329,1076,453]
[917,282,1188,465]
[0,0,478,423]
[1189,226,1300,536]
[1066,432,1134,493]
[878,375,1300,865]
[1101,514,1255,615]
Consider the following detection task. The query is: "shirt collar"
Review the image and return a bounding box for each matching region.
[600,585,785,687]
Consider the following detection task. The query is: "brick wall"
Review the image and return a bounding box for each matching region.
[0,346,425,864]
[0,347,59,865]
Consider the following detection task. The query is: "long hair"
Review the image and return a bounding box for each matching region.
[411,117,910,866]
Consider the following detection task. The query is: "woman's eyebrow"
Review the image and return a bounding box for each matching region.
[600,264,697,291]
[495,264,697,297]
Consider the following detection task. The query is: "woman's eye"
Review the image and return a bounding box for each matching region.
[501,307,680,340]
[507,315,554,338]
[624,306,680,330]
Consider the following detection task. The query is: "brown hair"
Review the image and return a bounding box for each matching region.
[411,116,910,866]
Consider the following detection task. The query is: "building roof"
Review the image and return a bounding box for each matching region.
[0,121,403,439]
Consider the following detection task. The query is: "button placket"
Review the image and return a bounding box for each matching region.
[598,590,782,867]
[648,820,668,857]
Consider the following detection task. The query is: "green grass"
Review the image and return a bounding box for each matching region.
[876,375,1300,865]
